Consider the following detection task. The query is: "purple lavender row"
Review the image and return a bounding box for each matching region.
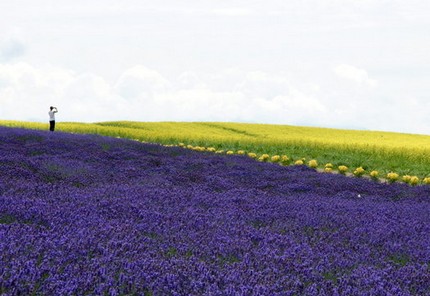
[0,126,429,295]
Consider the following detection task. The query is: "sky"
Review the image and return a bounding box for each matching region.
[1,0,430,135]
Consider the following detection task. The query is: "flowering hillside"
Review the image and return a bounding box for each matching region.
[1,127,429,295]
[2,120,430,179]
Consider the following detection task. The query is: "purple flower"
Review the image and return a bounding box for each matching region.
[0,126,429,295]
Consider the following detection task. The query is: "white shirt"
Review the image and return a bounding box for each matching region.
[49,109,57,121]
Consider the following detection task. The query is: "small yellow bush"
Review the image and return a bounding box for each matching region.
[338,165,348,175]
[258,154,270,162]
[410,176,420,186]
[308,159,318,168]
[402,175,412,184]
[280,155,290,165]
[271,155,281,163]
[370,170,379,180]
[353,167,365,177]
[386,172,399,183]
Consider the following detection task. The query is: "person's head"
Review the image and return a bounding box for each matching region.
[50,106,54,110]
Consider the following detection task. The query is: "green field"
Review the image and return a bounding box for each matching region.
[1,120,430,180]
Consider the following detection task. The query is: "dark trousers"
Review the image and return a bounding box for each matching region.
[49,120,55,132]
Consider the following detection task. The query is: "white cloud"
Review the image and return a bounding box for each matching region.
[64,74,112,102]
[115,65,170,100]
[1,61,430,134]
[0,62,324,125]
[253,89,328,126]
[0,63,71,121]
[334,64,378,88]
[177,72,205,89]
[237,71,290,98]
[154,88,248,121]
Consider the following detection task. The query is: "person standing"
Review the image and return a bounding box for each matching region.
[48,106,58,131]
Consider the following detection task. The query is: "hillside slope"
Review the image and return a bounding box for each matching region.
[1,120,430,177]
[1,126,429,295]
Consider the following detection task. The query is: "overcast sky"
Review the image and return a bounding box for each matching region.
[1,0,430,134]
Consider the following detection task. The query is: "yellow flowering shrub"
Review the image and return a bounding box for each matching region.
[271,155,281,163]
[295,160,304,165]
[207,147,216,152]
[423,177,430,185]
[386,172,399,183]
[325,163,333,169]
[237,150,246,155]
[402,175,412,184]
[280,155,290,166]
[215,150,224,154]
[248,152,257,159]
[308,159,318,168]
[226,150,234,155]
[370,170,379,180]
[410,176,419,186]
[338,165,348,175]
[324,167,333,173]
[258,154,270,162]
[353,167,365,177]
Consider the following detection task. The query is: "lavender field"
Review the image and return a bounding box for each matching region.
[0,126,429,295]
